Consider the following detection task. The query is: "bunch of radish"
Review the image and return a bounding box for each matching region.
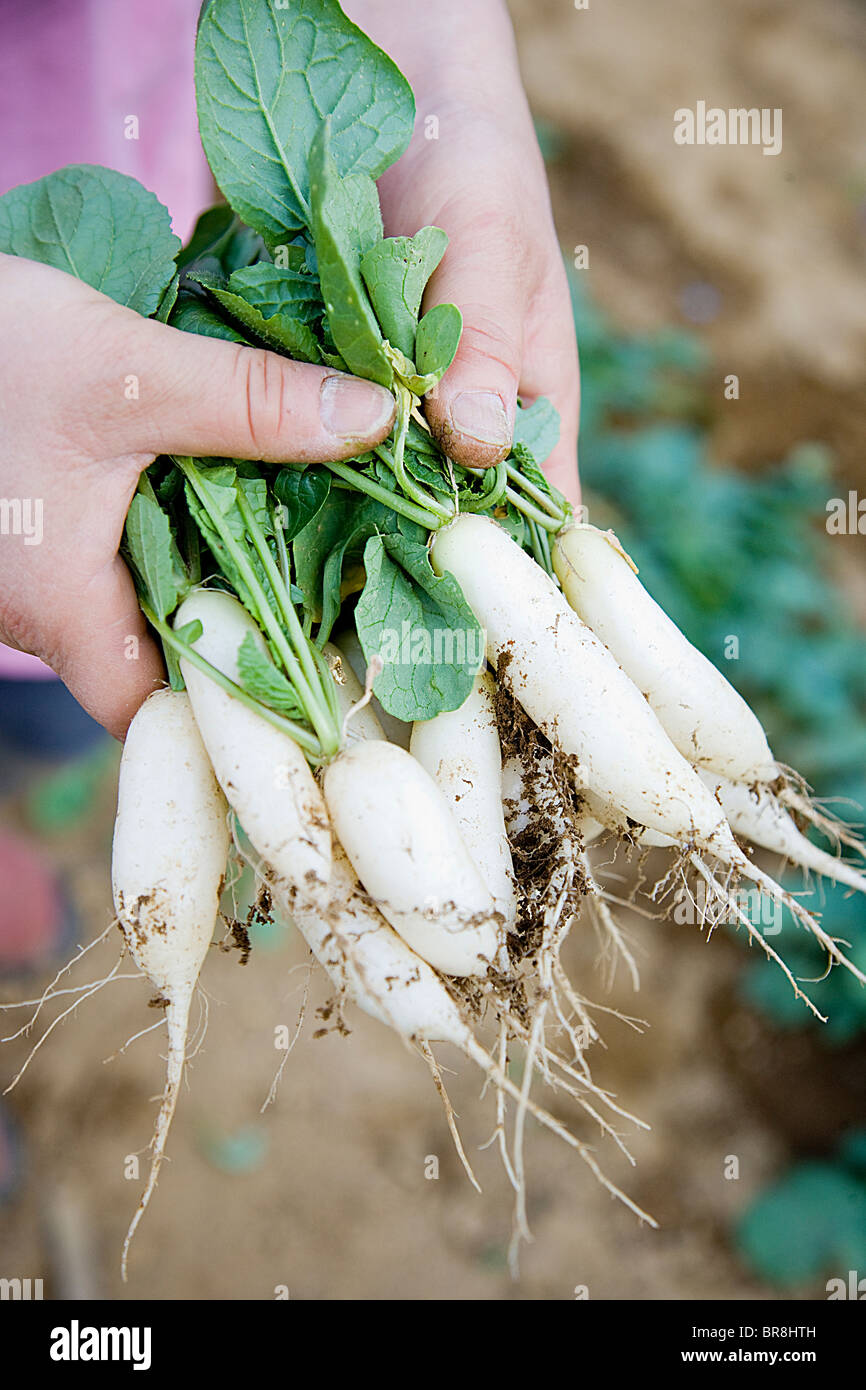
[2,0,864,1279]
[98,513,865,1275]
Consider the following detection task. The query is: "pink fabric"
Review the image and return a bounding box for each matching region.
[0,0,213,679]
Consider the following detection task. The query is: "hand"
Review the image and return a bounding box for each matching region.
[345,0,580,506]
[0,255,395,738]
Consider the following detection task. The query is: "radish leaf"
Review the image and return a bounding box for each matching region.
[309,122,393,386]
[195,0,414,246]
[360,227,448,358]
[123,487,190,622]
[0,165,179,315]
[514,396,560,466]
[237,634,304,718]
[273,468,331,542]
[355,532,483,720]
[186,268,322,361]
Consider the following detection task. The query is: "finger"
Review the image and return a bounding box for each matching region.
[2,556,165,740]
[86,310,396,463]
[518,264,582,510]
[421,205,527,470]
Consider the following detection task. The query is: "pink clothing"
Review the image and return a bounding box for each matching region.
[0,0,213,679]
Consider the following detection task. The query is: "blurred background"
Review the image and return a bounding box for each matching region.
[1,0,866,1298]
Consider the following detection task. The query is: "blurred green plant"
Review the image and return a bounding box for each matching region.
[570,272,866,1039]
[736,1131,866,1288]
[568,271,866,1288]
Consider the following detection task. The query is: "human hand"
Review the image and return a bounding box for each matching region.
[0,254,395,738]
[345,0,580,505]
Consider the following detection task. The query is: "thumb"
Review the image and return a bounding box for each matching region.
[421,218,525,470]
[99,312,396,463]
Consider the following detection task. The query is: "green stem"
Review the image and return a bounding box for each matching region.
[506,460,566,521]
[310,640,341,730]
[234,490,339,758]
[182,507,202,586]
[176,457,338,757]
[271,501,291,593]
[527,519,554,578]
[455,456,508,513]
[537,523,554,576]
[141,604,323,760]
[504,485,563,532]
[376,387,454,522]
[527,518,545,571]
[235,492,323,696]
[324,460,445,530]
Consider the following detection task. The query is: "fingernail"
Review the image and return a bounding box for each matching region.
[320,374,394,439]
[449,390,510,447]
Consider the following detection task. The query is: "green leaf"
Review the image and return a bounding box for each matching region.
[177,203,235,269]
[273,468,331,542]
[235,470,273,536]
[494,502,526,548]
[170,290,253,343]
[182,465,263,619]
[236,632,303,718]
[123,488,189,621]
[309,123,393,386]
[187,268,322,361]
[514,396,560,466]
[0,164,180,315]
[227,262,324,324]
[412,301,462,388]
[511,440,551,496]
[355,532,484,720]
[344,174,384,258]
[292,491,394,627]
[406,417,442,457]
[404,449,452,496]
[155,272,180,323]
[317,501,404,643]
[195,0,414,244]
[360,226,448,357]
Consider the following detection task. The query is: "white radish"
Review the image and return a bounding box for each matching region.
[323,740,502,977]
[699,770,866,895]
[431,515,866,988]
[432,515,733,850]
[112,688,230,1279]
[411,670,517,933]
[272,850,654,1226]
[321,642,385,743]
[502,755,533,836]
[278,846,470,1042]
[553,524,779,784]
[334,627,412,749]
[579,786,676,850]
[174,590,332,909]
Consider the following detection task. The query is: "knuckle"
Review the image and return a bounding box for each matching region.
[231,346,286,460]
[458,313,523,381]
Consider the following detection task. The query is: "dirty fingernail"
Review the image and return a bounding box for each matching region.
[449,390,510,447]
[320,374,394,438]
